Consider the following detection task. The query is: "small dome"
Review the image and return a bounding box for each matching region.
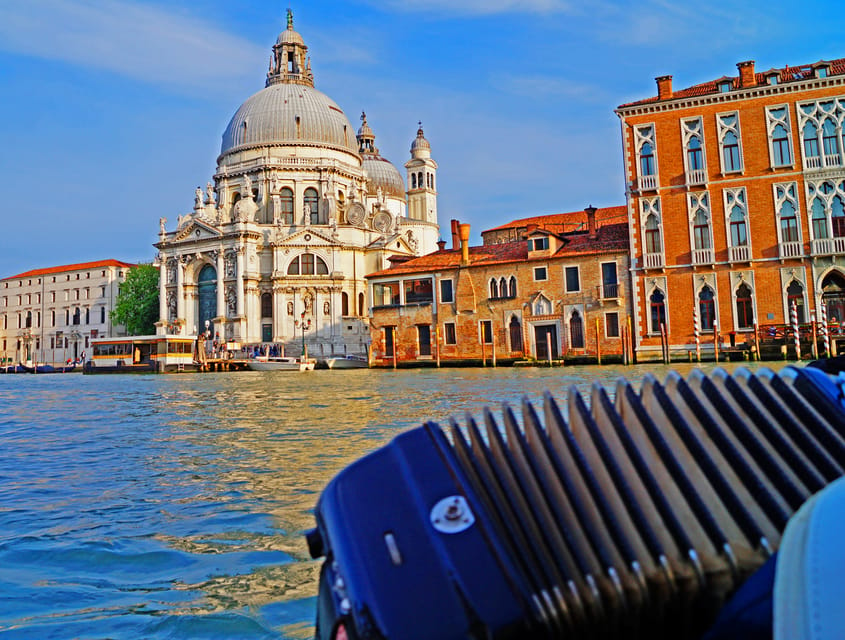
[410,123,431,158]
[363,156,405,199]
[277,27,304,46]
[220,83,358,156]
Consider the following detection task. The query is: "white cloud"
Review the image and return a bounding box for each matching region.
[363,0,575,15]
[0,0,265,90]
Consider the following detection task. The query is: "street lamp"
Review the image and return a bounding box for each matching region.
[300,311,311,358]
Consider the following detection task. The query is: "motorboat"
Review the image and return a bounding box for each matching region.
[325,354,369,369]
[247,356,316,372]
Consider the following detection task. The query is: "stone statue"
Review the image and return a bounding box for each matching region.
[205,182,215,205]
[304,293,313,314]
[167,292,177,321]
[323,301,330,316]
[159,217,167,235]
[225,252,236,278]
[194,187,203,209]
[226,287,237,317]
[243,174,252,197]
[287,301,294,316]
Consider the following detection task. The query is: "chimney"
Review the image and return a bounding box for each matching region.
[459,223,471,264]
[451,219,460,250]
[737,60,756,88]
[585,205,597,237]
[526,223,539,234]
[436,238,446,251]
[656,75,673,100]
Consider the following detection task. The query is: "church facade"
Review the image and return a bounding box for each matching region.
[154,12,439,356]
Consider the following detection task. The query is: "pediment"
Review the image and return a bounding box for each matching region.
[173,219,222,242]
[273,227,340,247]
[366,233,414,253]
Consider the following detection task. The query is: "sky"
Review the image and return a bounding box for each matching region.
[1,0,842,278]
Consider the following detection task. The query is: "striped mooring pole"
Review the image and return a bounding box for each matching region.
[791,300,801,361]
[820,301,831,357]
[693,307,701,362]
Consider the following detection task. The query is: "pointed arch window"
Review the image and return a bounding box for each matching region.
[698,286,715,332]
[687,136,703,170]
[634,124,658,190]
[650,289,666,334]
[767,106,793,167]
[735,283,754,329]
[812,198,829,239]
[787,280,806,323]
[645,214,661,253]
[729,207,748,247]
[640,142,655,176]
[803,121,820,159]
[489,279,498,299]
[509,276,517,298]
[717,112,743,173]
[569,310,584,349]
[280,188,294,225]
[833,195,845,238]
[509,316,523,353]
[822,118,840,159]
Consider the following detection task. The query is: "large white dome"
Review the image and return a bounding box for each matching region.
[220,83,358,156]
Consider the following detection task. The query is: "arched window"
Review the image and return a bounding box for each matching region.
[489,279,498,299]
[25,311,32,328]
[411,173,417,189]
[287,253,329,275]
[639,142,655,176]
[803,121,820,158]
[570,310,584,349]
[832,196,845,238]
[417,172,423,188]
[772,124,791,166]
[687,136,703,170]
[280,188,294,225]
[358,292,365,317]
[729,206,748,246]
[342,292,349,316]
[735,283,754,329]
[304,188,320,224]
[645,214,661,253]
[650,289,666,333]
[722,131,741,172]
[72,308,81,325]
[693,209,711,250]
[261,292,272,318]
[509,316,523,352]
[822,118,839,158]
[499,277,508,298]
[698,286,715,331]
[812,198,829,239]
[779,199,799,243]
[787,280,805,323]
[509,276,517,298]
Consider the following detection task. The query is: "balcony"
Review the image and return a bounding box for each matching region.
[598,282,621,306]
[825,155,843,168]
[692,248,713,266]
[729,245,751,262]
[686,168,707,186]
[638,174,658,191]
[811,236,845,257]
[778,241,803,259]
[805,156,822,170]
[643,252,664,269]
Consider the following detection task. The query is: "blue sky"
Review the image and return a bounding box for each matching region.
[1,0,841,277]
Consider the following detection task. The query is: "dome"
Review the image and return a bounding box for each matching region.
[277,27,304,46]
[363,156,405,198]
[220,83,358,156]
[410,123,431,159]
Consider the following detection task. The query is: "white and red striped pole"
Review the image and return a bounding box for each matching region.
[791,300,801,361]
[693,306,701,363]
[820,301,831,357]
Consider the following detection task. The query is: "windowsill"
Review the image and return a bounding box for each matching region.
[489,295,517,301]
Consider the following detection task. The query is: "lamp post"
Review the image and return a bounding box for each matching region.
[300,311,311,358]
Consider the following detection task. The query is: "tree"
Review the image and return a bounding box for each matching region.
[111,264,159,335]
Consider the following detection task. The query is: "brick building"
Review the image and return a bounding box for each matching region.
[1,260,133,364]
[617,58,845,360]
[367,209,630,366]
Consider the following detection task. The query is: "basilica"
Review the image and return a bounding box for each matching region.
[154,11,439,355]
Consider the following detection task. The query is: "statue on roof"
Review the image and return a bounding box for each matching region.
[287,8,293,29]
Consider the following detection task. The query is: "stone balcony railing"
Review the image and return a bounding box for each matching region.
[779,241,803,259]
[638,174,658,191]
[729,245,751,262]
[686,168,707,186]
[643,252,664,269]
[692,248,713,265]
[811,236,845,256]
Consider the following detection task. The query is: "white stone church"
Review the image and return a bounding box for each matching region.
[154,11,439,355]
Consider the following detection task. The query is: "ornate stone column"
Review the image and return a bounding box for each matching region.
[158,256,167,325]
[216,249,225,321]
[236,247,245,316]
[176,256,185,322]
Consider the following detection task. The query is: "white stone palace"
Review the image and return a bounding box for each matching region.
[154,11,439,355]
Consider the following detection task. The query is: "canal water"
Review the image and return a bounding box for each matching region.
[0,361,792,639]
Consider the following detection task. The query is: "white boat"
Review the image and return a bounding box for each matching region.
[325,354,369,369]
[248,356,316,371]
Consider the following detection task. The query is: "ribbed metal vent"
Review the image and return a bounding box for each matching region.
[436,366,845,638]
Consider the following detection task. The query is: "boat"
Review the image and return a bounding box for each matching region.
[20,363,77,374]
[84,335,200,373]
[325,354,369,369]
[0,364,29,374]
[247,356,316,372]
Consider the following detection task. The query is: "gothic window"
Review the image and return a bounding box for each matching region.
[633,124,658,190]
[730,208,748,246]
[499,277,508,298]
[687,136,703,170]
[735,283,754,329]
[699,286,716,331]
[489,279,498,299]
[688,192,712,261]
[280,188,294,225]
[509,276,517,298]
[640,197,663,266]
[775,183,801,246]
[509,316,523,352]
[287,253,329,275]
[649,289,666,334]
[717,112,743,173]
[682,117,706,183]
[724,188,750,260]
[787,280,806,323]
[833,196,845,237]
[807,180,845,242]
[772,125,791,166]
[693,210,711,249]
[640,142,655,176]
[304,188,320,224]
[797,98,845,170]
[803,121,820,159]
[645,214,661,253]
[569,310,584,349]
[822,118,840,158]
[812,198,829,239]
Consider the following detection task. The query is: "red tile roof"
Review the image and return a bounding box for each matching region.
[618,58,845,109]
[483,206,627,236]
[3,259,136,281]
[367,222,629,279]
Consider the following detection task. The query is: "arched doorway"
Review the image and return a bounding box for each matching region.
[197,264,217,335]
[821,270,845,324]
[569,310,585,349]
[509,316,523,353]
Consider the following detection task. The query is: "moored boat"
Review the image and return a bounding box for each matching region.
[247,356,316,372]
[85,335,200,373]
[325,354,369,369]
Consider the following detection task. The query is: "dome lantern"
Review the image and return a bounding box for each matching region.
[266,9,313,88]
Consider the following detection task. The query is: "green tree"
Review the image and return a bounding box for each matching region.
[110,264,160,335]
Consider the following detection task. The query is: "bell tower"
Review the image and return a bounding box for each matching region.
[405,123,438,225]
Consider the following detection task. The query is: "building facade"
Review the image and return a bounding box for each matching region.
[0,260,133,364]
[154,12,439,356]
[617,59,845,360]
[367,210,630,366]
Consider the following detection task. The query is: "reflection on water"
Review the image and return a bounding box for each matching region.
[0,361,792,638]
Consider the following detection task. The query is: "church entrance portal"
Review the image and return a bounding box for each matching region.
[197,265,217,335]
